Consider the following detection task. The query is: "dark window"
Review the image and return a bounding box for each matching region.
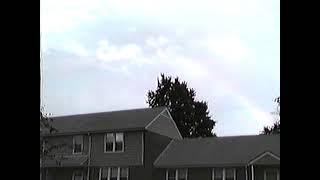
[73,135,83,154]
[106,133,115,152]
[115,133,124,151]
[120,168,128,180]
[73,171,83,180]
[110,167,118,180]
[214,168,223,180]
[168,169,176,180]
[225,168,235,180]
[178,169,187,180]
[101,168,108,180]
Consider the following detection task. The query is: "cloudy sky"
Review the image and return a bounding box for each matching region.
[41,0,280,136]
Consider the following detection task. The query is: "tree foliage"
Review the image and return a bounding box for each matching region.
[147,74,216,138]
[40,108,70,164]
[262,96,280,135]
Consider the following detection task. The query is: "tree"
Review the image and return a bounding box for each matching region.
[262,96,280,134]
[147,74,216,138]
[40,107,57,158]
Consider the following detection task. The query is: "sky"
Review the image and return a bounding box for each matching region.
[40,0,280,136]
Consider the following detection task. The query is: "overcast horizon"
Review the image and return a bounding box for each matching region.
[41,0,280,136]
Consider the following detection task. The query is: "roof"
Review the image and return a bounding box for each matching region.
[154,134,280,168]
[41,155,88,167]
[42,107,180,137]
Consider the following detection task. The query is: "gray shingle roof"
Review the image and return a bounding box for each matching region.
[44,107,166,135]
[154,134,280,168]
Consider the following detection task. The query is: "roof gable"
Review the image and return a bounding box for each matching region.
[146,108,182,139]
[248,151,280,165]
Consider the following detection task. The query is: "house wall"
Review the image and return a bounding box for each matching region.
[251,165,280,180]
[45,134,89,155]
[153,167,247,180]
[90,131,144,167]
[144,131,173,179]
[88,131,172,180]
[44,167,88,180]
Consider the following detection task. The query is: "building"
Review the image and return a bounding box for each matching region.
[40,107,280,180]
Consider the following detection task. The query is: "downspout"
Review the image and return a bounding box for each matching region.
[87,133,92,180]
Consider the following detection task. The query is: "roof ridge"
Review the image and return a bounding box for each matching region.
[50,106,167,118]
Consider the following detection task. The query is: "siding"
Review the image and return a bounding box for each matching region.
[144,131,173,180]
[90,131,143,166]
[153,167,247,180]
[46,134,89,155]
[188,168,212,180]
[44,167,87,180]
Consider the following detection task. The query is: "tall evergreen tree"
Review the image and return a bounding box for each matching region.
[147,74,216,138]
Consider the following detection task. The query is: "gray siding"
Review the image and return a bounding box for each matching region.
[143,131,173,180]
[46,134,89,155]
[44,167,87,180]
[188,168,212,180]
[90,131,143,166]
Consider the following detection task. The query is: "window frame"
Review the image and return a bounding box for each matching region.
[212,168,236,180]
[166,168,188,180]
[104,132,124,153]
[72,170,84,180]
[73,135,84,154]
[99,167,129,180]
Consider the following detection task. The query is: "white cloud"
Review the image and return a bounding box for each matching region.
[96,40,142,62]
[95,40,152,69]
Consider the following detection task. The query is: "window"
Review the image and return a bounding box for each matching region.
[101,168,108,180]
[225,168,235,180]
[167,169,176,180]
[99,167,129,180]
[264,169,279,180]
[105,133,124,152]
[213,168,223,180]
[166,169,187,180]
[110,167,118,180]
[115,133,124,151]
[73,135,83,154]
[120,168,128,180]
[178,169,187,180]
[105,133,115,152]
[213,168,235,180]
[72,171,83,180]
